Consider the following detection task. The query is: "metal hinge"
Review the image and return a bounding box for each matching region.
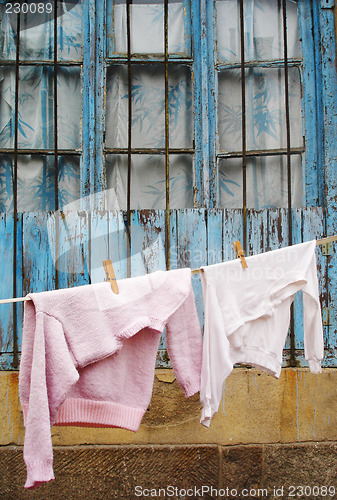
[323,307,331,326]
[322,242,333,255]
[321,0,334,8]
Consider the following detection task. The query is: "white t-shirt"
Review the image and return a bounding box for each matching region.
[200,240,324,427]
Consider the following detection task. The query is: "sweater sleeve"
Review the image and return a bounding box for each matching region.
[19,308,79,489]
[165,283,203,398]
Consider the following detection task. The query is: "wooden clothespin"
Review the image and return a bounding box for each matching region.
[233,240,248,269]
[102,260,119,294]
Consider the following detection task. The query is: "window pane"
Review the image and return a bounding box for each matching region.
[106,154,166,209]
[106,65,128,149]
[57,0,83,61]
[218,66,302,152]
[169,154,193,208]
[58,67,82,149]
[218,155,303,209]
[57,156,81,209]
[0,154,13,212]
[107,64,166,149]
[106,63,192,149]
[0,65,81,150]
[105,153,193,209]
[168,65,193,148]
[216,0,300,63]
[108,0,191,56]
[0,154,80,212]
[0,1,83,61]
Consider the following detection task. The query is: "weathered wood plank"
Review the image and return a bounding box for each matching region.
[89,211,109,283]
[247,209,268,255]
[176,209,207,329]
[130,210,166,277]
[298,0,323,207]
[15,214,23,356]
[319,4,337,361]
[267,208,289,250]
[223,209,244,261]
[0,214,14,366]
[168,209,178,270]
[292,209,304,353]
[108,211,128,280]
[21,213,54,354]
[51,211,90,289]
[81,0,96,203]
[22,213,55,294]
[207,209,223,265]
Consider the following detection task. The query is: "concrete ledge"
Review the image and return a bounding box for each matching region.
[1,443,337,499]
[2,368,337,447]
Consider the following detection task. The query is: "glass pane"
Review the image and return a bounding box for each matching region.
[169,154,193,208]
[131,154,166,209]
[0,1,83,61]
[218,154,303,209]
[106,154,166,209]
[216,0,300,63]
[218,67,302,152]
[57,155,81,209]
[130,0,164,54]
[106,65,128,149]
[0,154,13,212]
[106,63,192,149]
[105,153,193,209]
[57,67,82,149]
[0,154,80,212]
[0,65,81,150]
[109,0,191,56]
[168,65,193,148]
[0,65,15,149]
[105,154,128,210]
[106,64,165,149]
[168,0,191,56]
[57,0,83,61]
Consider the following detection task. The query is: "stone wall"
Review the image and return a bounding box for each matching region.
[1,368,337,498]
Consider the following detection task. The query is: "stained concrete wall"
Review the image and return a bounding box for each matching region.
[1,368,337,498]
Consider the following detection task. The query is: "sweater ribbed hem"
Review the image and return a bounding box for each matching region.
[53,398,145,432]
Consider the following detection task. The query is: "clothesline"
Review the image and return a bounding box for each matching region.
[191,234,337,275]
[0,235,336,305]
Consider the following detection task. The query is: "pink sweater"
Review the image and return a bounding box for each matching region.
[19,269,202,489]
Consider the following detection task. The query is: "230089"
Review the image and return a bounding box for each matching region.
[6,3,53,15]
